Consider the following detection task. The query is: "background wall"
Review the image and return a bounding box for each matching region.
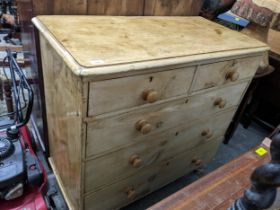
[31,0,204,16]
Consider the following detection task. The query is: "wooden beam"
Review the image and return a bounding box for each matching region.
[149,139,271,210]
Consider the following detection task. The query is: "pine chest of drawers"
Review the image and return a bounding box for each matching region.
[32,16,268,210]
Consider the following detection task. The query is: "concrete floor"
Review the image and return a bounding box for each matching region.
[123,123,269,210]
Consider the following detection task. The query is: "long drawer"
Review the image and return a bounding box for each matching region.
[86,82,248,157]
[191,56,260,92]
[84,137,223,210]
[88,66,195,116]
[84,109,235,193]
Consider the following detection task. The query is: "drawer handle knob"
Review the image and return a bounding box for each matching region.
[129,154,142,168]
[125,187,136,200]
[201,129,213,139]
[225,71,239,82]
[192,158,203,167]
[214,98,227,109]
[142,89,159,103]
[135,119,152,134]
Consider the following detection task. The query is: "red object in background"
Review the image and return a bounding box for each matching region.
[0,126,48,210]
[0,188,47,210]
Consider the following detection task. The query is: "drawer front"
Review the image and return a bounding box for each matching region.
[150,136,223,190]
[84,109,235,192]
[192,56,260,92]
[86,82,248,157]
[84,137,222,210]
[88,67,195,116]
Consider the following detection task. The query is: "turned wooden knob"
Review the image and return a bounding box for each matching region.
[129,154,142,168]
[201,128,213,139]
[125,187,136,200]
[225,71,239,82]
[192,158,203,167]
[214,98,227,109]
[142,89,159,103]
[135,119,152,134]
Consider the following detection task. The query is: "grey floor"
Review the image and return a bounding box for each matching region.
[123,123,269,210]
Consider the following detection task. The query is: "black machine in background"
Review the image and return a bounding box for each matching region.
[0,50,42,201]
[0,3,68,208]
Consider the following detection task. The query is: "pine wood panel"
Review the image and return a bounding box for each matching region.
[87,0,144,15]
[84,109,235,192]
[32,0,88,15]
[84,137,223,210]
[88,66,195,116]
[32,0,203,16]
[149,136,223,191]
[144,0,204,16]
[39,35,85,210]
[191,56,261,92]
[50,0,88,15]
[33,16,268,74]
[32,0,50,15]
[32,0,144,16]
[86,82,248,157]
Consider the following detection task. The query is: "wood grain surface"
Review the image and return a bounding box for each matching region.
[144,0,204,15]
[87,0,144,15]
[84,109,236,192]
[32,16,268,77]
[84,137,224,210]
[39,35,85,210]
[88,66,195,115]
[192,56,261,92]
[50,0,88,15]
[148,140,271,210]
[86,82,248,157]
[31,0,202,16]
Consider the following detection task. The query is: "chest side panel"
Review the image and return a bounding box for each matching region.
[39,34,85,209]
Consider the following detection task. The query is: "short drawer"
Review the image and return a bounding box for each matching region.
[86,82,248,157]
[84,109,235,192]
[88,67,195,116]
[84,137,222,210]
[192,56,260,92]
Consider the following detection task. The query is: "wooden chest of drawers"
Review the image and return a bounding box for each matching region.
[32,16,268,210]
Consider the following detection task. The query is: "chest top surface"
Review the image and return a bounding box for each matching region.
[33,16,268,77]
